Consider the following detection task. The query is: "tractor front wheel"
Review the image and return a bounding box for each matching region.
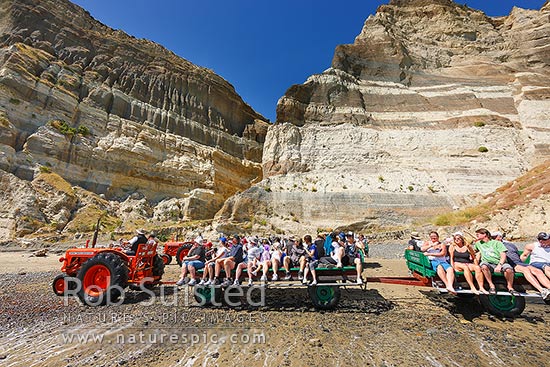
[160,253,172,265]
[77,252,128,306]
[52,274,76,296]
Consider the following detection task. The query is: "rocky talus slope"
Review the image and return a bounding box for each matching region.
[432,160,550,241]
[0,0,268,239]
[216,0,550,235]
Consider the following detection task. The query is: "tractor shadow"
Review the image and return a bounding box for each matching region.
[122,285,177,305]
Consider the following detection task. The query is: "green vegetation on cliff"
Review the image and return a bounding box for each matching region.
[433,161,550,226]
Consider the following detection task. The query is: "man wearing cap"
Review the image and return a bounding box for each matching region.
[407,232,422,251]
[496,232,550,300]
[474,228,515,295]
[521,232,550,279]
[123,229,148,255]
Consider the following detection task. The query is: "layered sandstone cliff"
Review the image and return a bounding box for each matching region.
[216,0,550,235]
[0,0,269,239]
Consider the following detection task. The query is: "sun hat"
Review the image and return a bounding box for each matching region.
[491,231,503,238]
[537,232,550,241]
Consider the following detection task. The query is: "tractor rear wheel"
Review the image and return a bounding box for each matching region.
[77,252,128,306]
[176,244,193,266]
[52,274,76,296]
[160,253,172,265]
[153,255,165,279]
[139,255,165,290]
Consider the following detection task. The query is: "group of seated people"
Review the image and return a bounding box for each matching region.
[175,232,369,287]
[407,228,550,300]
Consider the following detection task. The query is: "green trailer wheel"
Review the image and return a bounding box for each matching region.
[194,285,221,306]
[479,294,525,318]
[308,285,341,310]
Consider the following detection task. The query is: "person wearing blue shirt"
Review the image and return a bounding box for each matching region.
[302,235,320,285]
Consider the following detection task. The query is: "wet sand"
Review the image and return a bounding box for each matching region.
[0,251,549,367]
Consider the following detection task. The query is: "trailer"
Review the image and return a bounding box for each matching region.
[191,265,366,310]
[181,250,548,317]
[403,250,548,317]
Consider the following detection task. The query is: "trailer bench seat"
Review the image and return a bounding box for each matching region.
[404,250,526,279]
[195,264,363,276]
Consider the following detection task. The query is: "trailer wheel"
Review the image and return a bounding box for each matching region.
[194,285,221,306]
[308,285,341,310]
[176,244,193,266]
[479,294,525,318]
[52,274,76,296]
[544,298,550,306]
[160,254,172,265]
[77,252,128,306]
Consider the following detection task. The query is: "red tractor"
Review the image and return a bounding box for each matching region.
[159,240,194,266]
[160,240,213,266]
[52,230,164,306]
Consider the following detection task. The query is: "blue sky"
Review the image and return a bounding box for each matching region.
[71,0,547,122]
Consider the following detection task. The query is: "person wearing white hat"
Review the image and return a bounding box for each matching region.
[122,229,148,255]
[407,231,423,251]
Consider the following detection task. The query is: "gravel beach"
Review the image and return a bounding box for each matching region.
[0,249,549,366]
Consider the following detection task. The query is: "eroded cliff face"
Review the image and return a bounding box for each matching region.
[216,0,550,235]
[0,0,269,239]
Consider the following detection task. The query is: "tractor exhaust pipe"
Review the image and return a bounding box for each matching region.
[91,217,101,248]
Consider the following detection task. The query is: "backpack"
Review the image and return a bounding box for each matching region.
[317,243,326,258]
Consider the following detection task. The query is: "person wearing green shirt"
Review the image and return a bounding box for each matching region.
[473,228,518,295]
